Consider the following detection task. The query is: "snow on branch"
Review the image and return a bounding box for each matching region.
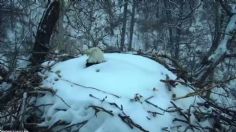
[209,14,236,63]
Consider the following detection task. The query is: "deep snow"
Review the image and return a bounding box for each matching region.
[38,53,205,132]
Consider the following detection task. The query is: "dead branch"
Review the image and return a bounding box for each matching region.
[171,102,189,122]
[173,84,218,101]
[160,74,178,91]
[57,77,120,98]
[147,110,163,117]
[118,114,149,132]
[88,105,114,116]
[33,86,56,95]
[108,102,123,110]
[171,102,202,131]
[58,120,88,132]
[55,96,71,109]
[89,94,108,102]
[144,96,174,113]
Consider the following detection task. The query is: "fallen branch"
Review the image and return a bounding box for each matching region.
[88,105,114,116]
[45,71,120,98]
[58,120,88,132]
[118,114,149,132]
[144,96,173,113]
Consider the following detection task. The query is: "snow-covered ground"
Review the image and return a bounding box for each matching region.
[37,53,206,132]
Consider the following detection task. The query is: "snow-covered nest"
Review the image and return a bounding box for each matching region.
[37,53,208,132]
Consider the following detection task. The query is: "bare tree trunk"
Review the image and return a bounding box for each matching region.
[0,1,60,130]
[53,0,66,53]
[174,27,181,60]
[128,0,136,51]
[201,2,223,65]
[174,1,184,60]
[120,0,128,51]
[163,0,174,56]
[30,0,60,66]
[103,0,115,35]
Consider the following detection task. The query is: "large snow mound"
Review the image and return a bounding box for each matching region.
[38,53,204,132]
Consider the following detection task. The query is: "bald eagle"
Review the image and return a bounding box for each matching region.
[84,47,105,67]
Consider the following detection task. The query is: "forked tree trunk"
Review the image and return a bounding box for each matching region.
[30,0,60,66]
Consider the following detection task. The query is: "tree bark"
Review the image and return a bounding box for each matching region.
[128,0,136,51]
[163,0,174,56]
[53,0,66,52]
[30,0,60,66]
[201,2,223,65]
[120,0,128,51]
[174,1,184,60]
[103,0,115,35]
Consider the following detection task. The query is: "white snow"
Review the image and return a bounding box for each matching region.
[38,53,204,132]
[232,4,236,13]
